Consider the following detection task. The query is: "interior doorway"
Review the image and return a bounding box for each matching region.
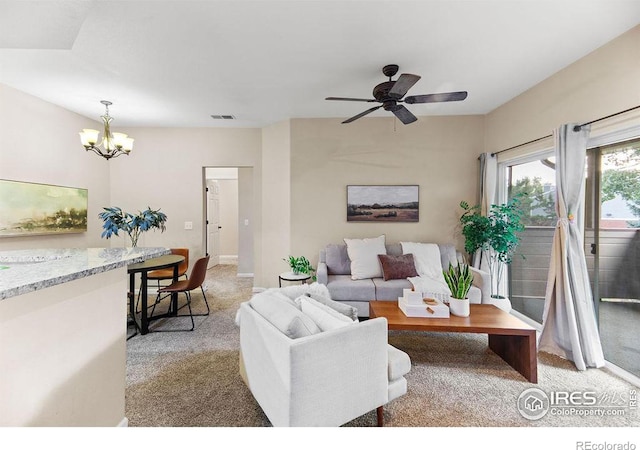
[203,167,254,277]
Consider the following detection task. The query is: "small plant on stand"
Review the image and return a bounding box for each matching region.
[283,255,316,281]
[99,206,167,247]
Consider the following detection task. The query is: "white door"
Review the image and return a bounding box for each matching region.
[207,180,221,268]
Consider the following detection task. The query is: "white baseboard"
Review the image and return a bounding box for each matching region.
[220,255,238,264]
[604,362,640,388]
[117,417,128,427]
[237,273,253,278]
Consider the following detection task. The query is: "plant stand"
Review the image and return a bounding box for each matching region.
[279,271,311,287]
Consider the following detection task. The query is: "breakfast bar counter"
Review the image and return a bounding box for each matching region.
[0,247,170,300]
[0,246,170,426]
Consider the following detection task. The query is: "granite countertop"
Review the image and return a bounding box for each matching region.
[0,247,171,300]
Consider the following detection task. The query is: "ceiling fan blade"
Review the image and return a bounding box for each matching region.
[391,105,418,125]
[326,97,377,102]
[388,74,421,99]
[342,105,382,123]
[404,91,468,104]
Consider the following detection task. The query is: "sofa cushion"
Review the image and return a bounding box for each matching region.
[344,235,386,280]
[249,292,321,339]
[326,275,376,301]
[325,244,351,275]
[372,278,413,300]
[303,292,359,321]
[400,242,446,283]
[377,253,419,281]
[298,297,355,331]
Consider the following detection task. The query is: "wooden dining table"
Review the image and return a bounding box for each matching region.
[127,254,185,335]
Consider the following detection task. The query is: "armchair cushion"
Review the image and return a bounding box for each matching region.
[249,292,320,339]
[298,297,355,331]
[304,292,358,321]
[387,344,412,381]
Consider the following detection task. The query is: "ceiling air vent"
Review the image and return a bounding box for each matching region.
[210,115,236,120]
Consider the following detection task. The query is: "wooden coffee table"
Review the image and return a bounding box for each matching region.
[370,301,538,383]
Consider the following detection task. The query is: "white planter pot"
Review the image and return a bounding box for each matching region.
[449,297,470,317]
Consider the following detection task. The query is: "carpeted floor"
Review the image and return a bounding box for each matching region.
[125,265,640,428]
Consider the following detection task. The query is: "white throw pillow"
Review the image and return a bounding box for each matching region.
[400,242,446,283]
[344,235,386,280]
[298,297,355,331]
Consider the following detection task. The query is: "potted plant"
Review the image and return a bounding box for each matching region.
[99,206,168,247]
[283,255,316,281]
[443,261,473,317]
[459,194,525,301]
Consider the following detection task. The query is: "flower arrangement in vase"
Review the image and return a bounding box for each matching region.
[99,206,167,247]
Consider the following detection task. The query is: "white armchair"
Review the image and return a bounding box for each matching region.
[238,296,410,427]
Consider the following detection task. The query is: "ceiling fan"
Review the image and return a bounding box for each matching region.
[326,64,468,125]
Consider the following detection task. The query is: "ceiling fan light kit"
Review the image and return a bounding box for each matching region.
[326,64,468,125]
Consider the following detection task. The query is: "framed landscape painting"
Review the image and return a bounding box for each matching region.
[347,185,419,222]
[0,179,88,237]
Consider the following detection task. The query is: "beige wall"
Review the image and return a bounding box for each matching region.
[238,167,254,275]
[485,25,640,155]
[0,84,110,250]
[108,126,263,280]
[289,116,485,271]
[260,120,291,287]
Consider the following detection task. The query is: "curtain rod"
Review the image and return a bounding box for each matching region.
[490,104,640,157]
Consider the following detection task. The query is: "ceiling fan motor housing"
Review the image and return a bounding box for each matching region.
[373,81,397,103]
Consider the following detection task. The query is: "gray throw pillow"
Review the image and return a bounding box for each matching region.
[304,292,359,321]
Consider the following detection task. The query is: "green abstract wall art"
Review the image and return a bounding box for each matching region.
[0,179,88,236]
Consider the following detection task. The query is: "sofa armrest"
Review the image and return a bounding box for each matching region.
[316,261,328,285]
[470,266,491,303]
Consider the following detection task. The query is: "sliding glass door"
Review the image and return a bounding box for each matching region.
[505,154,556,324]
[586,139,640,377]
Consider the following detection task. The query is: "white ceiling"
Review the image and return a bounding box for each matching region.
[1,0,639,128]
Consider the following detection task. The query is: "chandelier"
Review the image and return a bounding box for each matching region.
[79,100,134,160]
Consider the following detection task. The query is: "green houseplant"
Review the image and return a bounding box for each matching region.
[99,206,167,247]
[459,194,525,300]
[283,255,316,281]
[443,262,473,317]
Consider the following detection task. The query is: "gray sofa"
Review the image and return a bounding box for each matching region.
[317,242,509,318]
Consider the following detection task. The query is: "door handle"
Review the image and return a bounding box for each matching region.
[218,226,222,229]
[590,243,596,255]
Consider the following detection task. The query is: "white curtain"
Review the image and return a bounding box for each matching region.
[538,123,605,371]
[473,153,497,269]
